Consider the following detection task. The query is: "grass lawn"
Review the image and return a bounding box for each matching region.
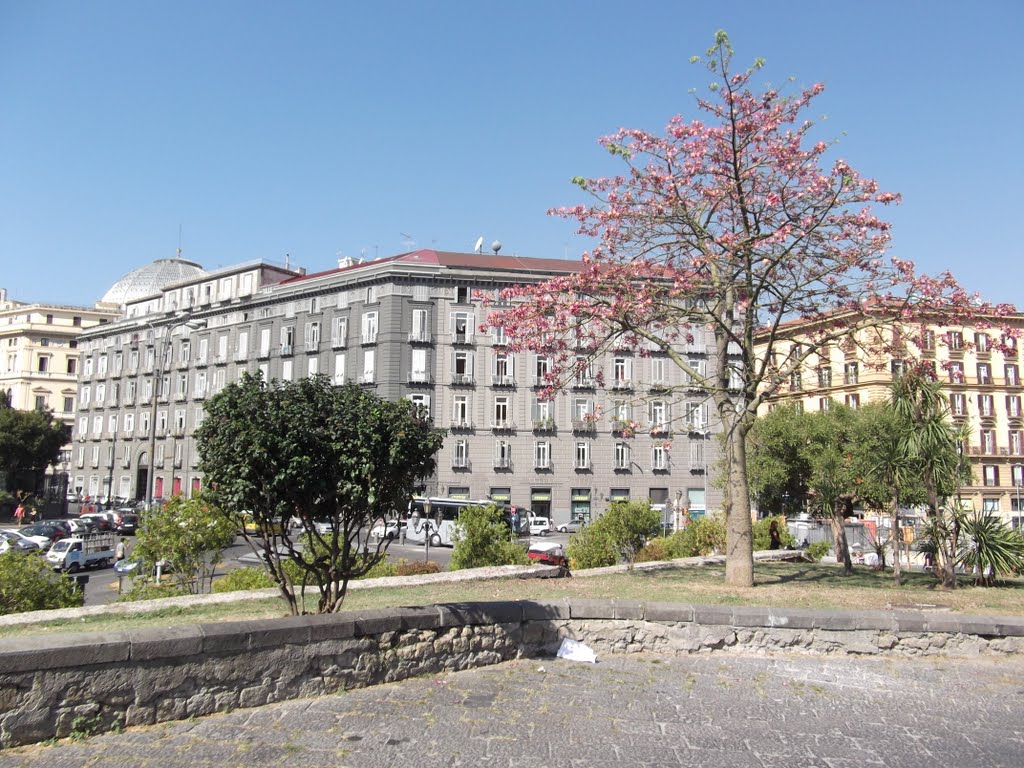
[2,561,1023,640]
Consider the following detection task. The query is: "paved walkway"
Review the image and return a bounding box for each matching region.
[2,650,1022,767]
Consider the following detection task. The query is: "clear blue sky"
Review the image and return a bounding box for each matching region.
[1,1,1021,307]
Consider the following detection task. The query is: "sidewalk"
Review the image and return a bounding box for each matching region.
[1,650,1021,767]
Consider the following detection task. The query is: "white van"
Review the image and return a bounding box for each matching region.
[529,516,551,536]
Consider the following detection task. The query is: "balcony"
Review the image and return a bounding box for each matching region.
[450,420,473,431]
[610,379,633,391]
[331,336,347,349]
[572,378,596,390]
[408,331,432,344]
[571,419,596,433]
[357,374,375,385]
[491,420,515,432]
[452,332,474,345]
[304,341,320,353]
[452,456,471,470]
[280,344,294,357]
[574,460,591,471]
[613,460,631,471]
[408,373,433,385]
[451,374,475,386]
[494,457,513,470]
[532,418,555,432]
[360,333,378,346]
[491,375,516,387]
[650,422,672,436]
[534,458,552,470]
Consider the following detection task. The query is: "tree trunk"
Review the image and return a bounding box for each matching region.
[830,502,852,575]
[725,428,754,587]
[890,497,902,587]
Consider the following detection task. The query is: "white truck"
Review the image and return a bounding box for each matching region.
[45,533,116,572]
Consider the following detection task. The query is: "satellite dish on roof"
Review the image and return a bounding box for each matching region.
[473,236,484,253]
[491,240,502,255]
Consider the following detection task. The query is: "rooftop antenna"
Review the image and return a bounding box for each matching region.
[491,240,502,255]
[176,223,183,259]
[285,253,291,270]
[473,236,484,253]
[400,232,416,251]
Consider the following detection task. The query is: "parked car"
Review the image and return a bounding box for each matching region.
[113,557,173,577]
[46,533,117,572]
[79,512,115,532]
[0,529,41,554]
[114,511,140,535]
[241,513,286,536]
[527,541,569,568]
[18,521,71,550]
[557,521,584,534]
[371,520,406,540]
[529,516,551,536]
[65,517,100,535]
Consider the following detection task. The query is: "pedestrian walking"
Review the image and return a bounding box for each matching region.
[769,519,782,550]
[13,504,25,526]
[115,538,127,563]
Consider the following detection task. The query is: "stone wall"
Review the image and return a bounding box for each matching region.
[2,600,1023,748]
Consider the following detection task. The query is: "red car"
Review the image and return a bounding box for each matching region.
[527,541,569,569]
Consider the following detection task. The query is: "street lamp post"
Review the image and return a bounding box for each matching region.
[1015,464,1023,531]
[411,498,434,562]
[139,312,206,508]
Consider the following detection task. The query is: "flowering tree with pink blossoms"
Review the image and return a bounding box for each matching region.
[488,32,1011,587]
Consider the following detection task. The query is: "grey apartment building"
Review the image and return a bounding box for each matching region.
[74,249,721,528]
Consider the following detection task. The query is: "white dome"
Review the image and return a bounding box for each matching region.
[101,257,209,306]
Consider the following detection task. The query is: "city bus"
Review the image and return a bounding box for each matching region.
[405,497,531,547]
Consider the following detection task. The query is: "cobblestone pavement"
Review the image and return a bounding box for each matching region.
[2,651,1023,767]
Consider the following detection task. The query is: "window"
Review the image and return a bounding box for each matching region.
[333,352,347,385]
[921,330,936,351]
[981,429,996,454]
[451,311,474,343]
[1008,395,1023,419]
[33,395,45,410]
[1012,464,1024,487]
[534,441,551,469]
[818,397,831,412]
[361,312,378,344]
[844,393,860,409]
[817,367,832,388]
[650,357,668,386]
[37,356,49,373]
[612,357,632,388]
[97,355,107,375]
[96,383,106,404]
[63,396,73,413]
[650,400,669,431]
[259,328,272,358]
[80,385,91,406]
[411,348,428,382]
[1008,430,1023,456]
[976,333,991,352]
[614,442,631,470]
[495,440,513,469]
[948,361,964,383]
[890,359,906,379]
[1007,365,1020,386]
[493,396,511,427]
[982,498,1000,513]
[950,393,967,417]
[360,350,375,383]
[493,352,514,385]
[453,351,474,383]
[453,396,469,426]
[409,393,430,417]
[124,413,134,435]
[331,317,348,348]
[280,326,295,355]
[977,363,992,385]
[195,371,207,398]
[843,361,859,385]
[176,373,188,398]
[281,360,293,381]
[532,398,553,427]
[129,349,138,371]
[789,370,802,391]
[983,465,999,487]
[453,440,469,468]
[411,309,429,342]
[948,331,964,350]
[307,357,319,377]
[365,285,378,305]
[979,394,995,418]
[652,444,668,470]
[491,325,509,345]
[304,321,321,351]
[534,355,550,385]
[685,402,708,431]
[456,286,471,304]
[575,441,591,470]
[574,356,595,387]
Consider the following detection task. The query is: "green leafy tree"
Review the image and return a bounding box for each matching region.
[595,500,661,569]
[0,551,83,615]
[132,493,237,594]
[0,402,68,494]
[752,515,796,551]
[195,374,444,614]
[957,510,1024,586]
[450,504,529,570]
[566,524,617,570]
[747,405,813,516]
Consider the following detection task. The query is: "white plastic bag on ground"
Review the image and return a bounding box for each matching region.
[556,637,597,664]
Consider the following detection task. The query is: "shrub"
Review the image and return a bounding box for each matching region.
[752,515,796,550]
[213,567,275,593]
[360,559,398,579]
[0,551,83,615]
[450,504,530,570]
[957,511,1024,586]
[597,500,662,569]
[635,537,671,563]
[566,524,617,570]
[395,559,442,576]
[805,541,832,562]
[670,516,727,557]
